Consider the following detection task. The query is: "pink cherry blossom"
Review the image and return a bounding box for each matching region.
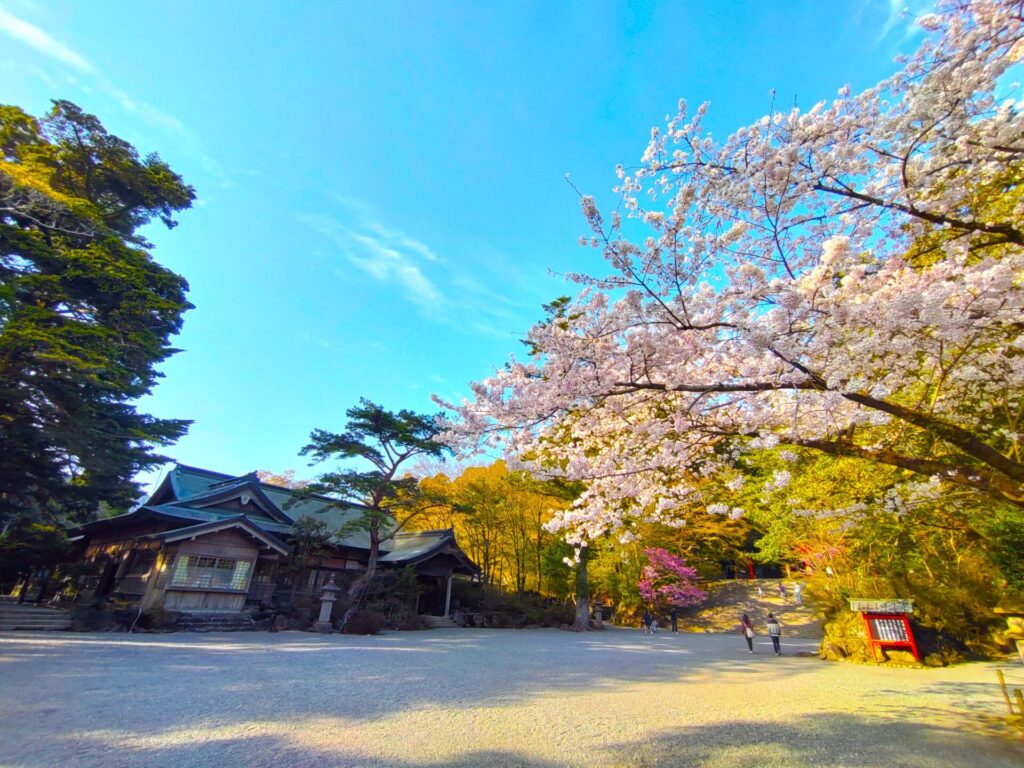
[436,1,1024,541]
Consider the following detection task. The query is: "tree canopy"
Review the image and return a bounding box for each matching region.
[409,460,575,593]
[0,100,195,525]
[299,399,448,627]
[438,1,1024,541]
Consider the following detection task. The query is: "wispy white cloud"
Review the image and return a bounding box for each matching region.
[0,7,225,182]
[297,201,539,337]
[876,0,932,43]
[348,232,444,308]
[365,221,441,263]
[0,57,58,88]
[298,211,445,316]
[299,332,345,353]
[0,7,94,72]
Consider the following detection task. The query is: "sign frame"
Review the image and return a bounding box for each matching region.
[861,612,919,662]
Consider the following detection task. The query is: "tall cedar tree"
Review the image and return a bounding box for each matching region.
[0,101,194,525]
[300,400,448,629]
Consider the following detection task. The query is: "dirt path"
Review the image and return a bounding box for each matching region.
[679,578,822,637]
[1,628,1022,767]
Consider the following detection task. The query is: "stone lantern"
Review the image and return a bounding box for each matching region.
[313,575,339,633]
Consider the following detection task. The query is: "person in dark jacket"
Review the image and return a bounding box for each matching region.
[642,609,653,634]
[767,612,782,655]
[740,613,755,652]
[670,606,678,632]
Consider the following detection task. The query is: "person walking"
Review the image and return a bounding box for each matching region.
[740,613,755,653]
[767,613,782,655]
[670,606,679,633]
[778,582,788,602]
[793,582,804,605]
[642,609,653,634]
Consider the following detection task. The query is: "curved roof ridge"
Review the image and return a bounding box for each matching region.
[394,528,454,538]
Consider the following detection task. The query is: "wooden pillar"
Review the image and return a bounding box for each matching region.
[443,572,453,617]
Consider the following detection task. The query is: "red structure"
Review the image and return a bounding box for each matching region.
[850,600,919,662]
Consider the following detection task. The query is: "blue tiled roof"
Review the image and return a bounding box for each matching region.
[88,465,476,572]
[157,465,381,550]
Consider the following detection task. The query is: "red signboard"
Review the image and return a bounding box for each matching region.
[861,612,919,661]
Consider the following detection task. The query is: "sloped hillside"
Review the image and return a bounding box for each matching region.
[677,579,822,638]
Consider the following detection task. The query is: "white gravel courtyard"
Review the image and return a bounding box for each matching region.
[1,627,1022,767]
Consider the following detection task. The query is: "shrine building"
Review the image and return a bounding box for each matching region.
[73,464,478,619]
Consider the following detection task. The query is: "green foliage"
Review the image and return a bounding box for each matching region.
[446,579,574,627]
[0,520,71,587]
[279,515,332,601]
[364,565,425,629]
[0,100,194,525]
[982,508,1024,591]
[342,609,386,635]
[298,399,448,628]
[520,295,576,356]
[726,446,1021,656]
[300,398,448,531]
[540,537,573,602]
[589,538,646,623]
[412,461,575,594]
[476,585,574,628]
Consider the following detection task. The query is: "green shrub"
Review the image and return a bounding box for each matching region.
[470,586,572,628]
[343,610,386,635]
[544,604,575,626]
[138,608,180,631]
[388,608,426,631]
[450,578,484,610]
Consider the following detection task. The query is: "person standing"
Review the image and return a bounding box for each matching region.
[642,609,653,634]
[767,613,782,655]
[740,613,755,653]
[670,606,679,633]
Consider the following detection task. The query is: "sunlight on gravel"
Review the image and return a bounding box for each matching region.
[1,628,1023,768]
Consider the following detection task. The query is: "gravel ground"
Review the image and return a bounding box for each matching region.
[1,628,1022,768]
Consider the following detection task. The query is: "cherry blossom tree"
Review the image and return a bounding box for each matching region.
[638,547,707,611]
[438,0,1024,543]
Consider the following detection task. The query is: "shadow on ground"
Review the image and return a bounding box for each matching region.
[29,711,1024,768]
[0,628,826,727]
[2,629,1022,768]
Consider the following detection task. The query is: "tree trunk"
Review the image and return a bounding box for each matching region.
[535,510,544,595]
[338,519,380,631]
[571,545,590,632]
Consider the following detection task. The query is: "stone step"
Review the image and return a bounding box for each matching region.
[423,615,457,628]
[175,612,258,632]
[0,621,71,631]
[0,603,71,632]
[176,620,255,626]
[0,605,70,615]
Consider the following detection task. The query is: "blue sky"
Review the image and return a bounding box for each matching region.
[0,0,928,490]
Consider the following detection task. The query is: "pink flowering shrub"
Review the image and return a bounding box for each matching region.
[637,547,707,610]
